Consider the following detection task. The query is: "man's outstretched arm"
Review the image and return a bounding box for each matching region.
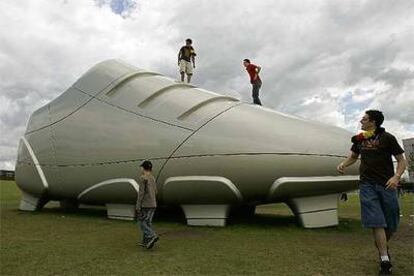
[253,66,261,80]
[337,151,359,174]
[177,50,182,65]
[385,154,407,190]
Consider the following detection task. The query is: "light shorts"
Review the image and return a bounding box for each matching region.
[179,60,193,75]
[359,180,400,232]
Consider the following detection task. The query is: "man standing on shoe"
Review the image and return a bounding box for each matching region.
[336,110,406,275]
[178,38,196,83]
[136,160,159,249]
[243,59,262,105]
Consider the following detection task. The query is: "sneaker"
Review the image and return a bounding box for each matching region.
[379,260,392,275]
[146,236,159,249]
[138,238,149,247]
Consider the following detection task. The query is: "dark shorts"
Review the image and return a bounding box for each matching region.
[359,180,400,232]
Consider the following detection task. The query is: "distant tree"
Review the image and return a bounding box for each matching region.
[402,152,414,192]
[408,152,414,174]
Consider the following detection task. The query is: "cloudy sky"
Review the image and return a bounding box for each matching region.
[1,0,413,170]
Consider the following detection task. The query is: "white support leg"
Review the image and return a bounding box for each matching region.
[106,204,135,221]
[287,194,340,228]
[19,191,48,211]
[181,204,231,227]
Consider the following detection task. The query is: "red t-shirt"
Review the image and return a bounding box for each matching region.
[246,64,261,83]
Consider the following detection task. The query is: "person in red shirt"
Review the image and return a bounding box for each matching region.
[243,59,262,105]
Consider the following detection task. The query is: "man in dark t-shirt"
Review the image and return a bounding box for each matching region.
[337,110,406,275]
[243,59,262,105]
[178,38,196,83]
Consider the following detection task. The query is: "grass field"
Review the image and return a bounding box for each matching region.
[1,180,413,275]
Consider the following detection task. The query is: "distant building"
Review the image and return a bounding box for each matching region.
[403,138,414,182]
[0,170,15,181]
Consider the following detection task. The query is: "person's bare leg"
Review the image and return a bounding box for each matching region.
[180,72,185,82]
[373,228,388,257]
[187,74,192,83]
[385,230,393,260]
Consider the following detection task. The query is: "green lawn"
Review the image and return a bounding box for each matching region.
[1,180,413,275]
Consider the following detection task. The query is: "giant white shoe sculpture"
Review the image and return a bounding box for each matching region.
[16,59,359,228]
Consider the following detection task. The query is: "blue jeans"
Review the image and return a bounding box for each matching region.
[359,181,400,232]
[137,208,156,242]
[252,80,262,105]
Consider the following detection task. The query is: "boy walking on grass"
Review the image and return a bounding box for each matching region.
[136,160,159,249]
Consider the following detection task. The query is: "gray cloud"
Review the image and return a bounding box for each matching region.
[0,0,413,169]
[167,0,414,127]
[376,68,414,88]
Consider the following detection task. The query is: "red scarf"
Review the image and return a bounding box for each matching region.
[351,127,385,143]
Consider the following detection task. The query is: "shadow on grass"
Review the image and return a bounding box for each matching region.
[17,204,188,224]
[15,205,297,228]
[229,213,297,227]
[8,202,362,232]
[20,206,108,219]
